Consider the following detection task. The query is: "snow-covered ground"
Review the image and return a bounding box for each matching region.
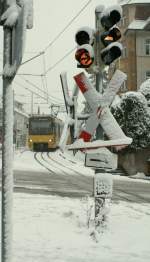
[0,149,150,262]
[1,193,150,262]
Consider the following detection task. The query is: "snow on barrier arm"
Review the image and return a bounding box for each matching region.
[59,116,74,152]
[101,69,127,107]
[66,137,132,151]
[60,72,74,107]
[72,71,132,150]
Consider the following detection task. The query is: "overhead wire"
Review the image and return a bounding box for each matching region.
[17,75,64,104]
[14,81,48,102]
[41,52,48,101]
[14,80,65,110]
[45,46,76,75]
[21,51,45,66]
[6,0,93,112]
[19,0,93,67]
[44,0,93,52]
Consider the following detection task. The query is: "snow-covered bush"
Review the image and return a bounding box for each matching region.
[111,91,150,151]
[139,79,150,105]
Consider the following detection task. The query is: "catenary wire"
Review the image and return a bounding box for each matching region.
[44,0,93,52]
[45,46,76,75]
[14,80,65,108]
[18,0,93,67]
[18,75,64,103]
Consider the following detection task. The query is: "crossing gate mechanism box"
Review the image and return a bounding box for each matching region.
[85,147,118,170]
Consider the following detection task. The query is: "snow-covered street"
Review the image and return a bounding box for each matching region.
[1,193,149,262]
[0,0,150,261]
[0,149,150,261]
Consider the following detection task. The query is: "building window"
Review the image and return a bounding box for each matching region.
[145,71,150,80]
[145,39,150,55]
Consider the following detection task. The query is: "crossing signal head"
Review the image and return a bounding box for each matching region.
[75,27,95,68]
[100,5,123,66]
[100,5,122,30]
[75,26,95,46]
[101,42,122,65]
[101,26,121,46]
[75,44,94,68]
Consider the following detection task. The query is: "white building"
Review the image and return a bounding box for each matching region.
[0,99,29,147]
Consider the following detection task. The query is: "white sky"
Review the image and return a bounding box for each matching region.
[0,0,118,116]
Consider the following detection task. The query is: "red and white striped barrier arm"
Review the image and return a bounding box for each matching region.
[74,72,131,149]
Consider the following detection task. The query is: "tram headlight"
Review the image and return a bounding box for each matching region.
[29,139,32,143]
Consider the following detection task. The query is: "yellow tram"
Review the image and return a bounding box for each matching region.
[28,115,64,151]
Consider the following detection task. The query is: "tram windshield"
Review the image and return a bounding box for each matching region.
[29,117,55,135]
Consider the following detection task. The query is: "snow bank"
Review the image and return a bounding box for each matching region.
[130,172,150,181]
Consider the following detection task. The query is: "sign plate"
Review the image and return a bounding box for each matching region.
[85,148,117,169]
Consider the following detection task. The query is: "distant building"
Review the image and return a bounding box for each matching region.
[0,99,29,147]
[117,0,150,91]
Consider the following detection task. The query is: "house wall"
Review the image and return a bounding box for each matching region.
[0,106,28,147]
[136,31,150,88]
[118,3,150,91]
[119,31,137,91]
[118,148,150,176]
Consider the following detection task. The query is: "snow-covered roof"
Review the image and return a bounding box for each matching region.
[119,0,150,5]
[128,20,146,30]
[125,17,150,33]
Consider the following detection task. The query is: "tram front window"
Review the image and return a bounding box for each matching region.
[29,119,55,135]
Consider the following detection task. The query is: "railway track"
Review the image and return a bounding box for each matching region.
[32,151,150,203]
[34,152,56,174]
[34,152,93,195]
[47,152,88,176]
[113,189,150,204]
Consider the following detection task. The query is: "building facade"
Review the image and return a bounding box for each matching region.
[118,0,150,91]
[0,100,29,147]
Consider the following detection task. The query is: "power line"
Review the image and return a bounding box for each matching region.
[44,0,93,52]
[21,51,44,66]
[18,75,64,103]
[45,46,75,75]
[14,80,48,102]
[18,0,92,67]
[15,73,44,76]
[14,80,65,108]
[41,52,48,99]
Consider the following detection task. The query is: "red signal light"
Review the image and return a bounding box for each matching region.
[75,48,94,68]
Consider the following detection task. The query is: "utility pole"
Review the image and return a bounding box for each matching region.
[73,4,124,229]
[2,25,14,262]
[31,91,34,115]
[94,5,104,141]
[0,1,33,261]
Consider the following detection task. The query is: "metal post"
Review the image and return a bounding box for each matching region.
[94,6,107,226]
[69,103,75,143]
[95,6,104,139]
[1,27,14,262]
[31,91,33,115]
